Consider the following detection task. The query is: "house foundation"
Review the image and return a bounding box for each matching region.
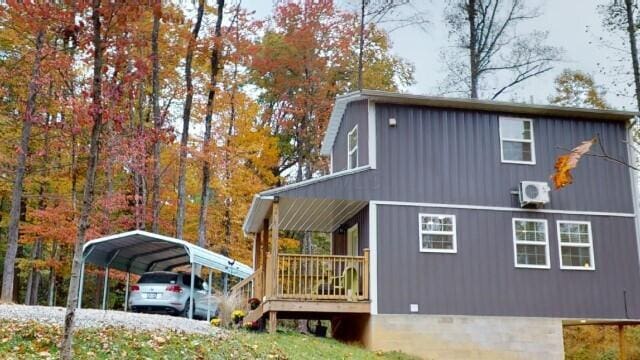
[360,314,564,360]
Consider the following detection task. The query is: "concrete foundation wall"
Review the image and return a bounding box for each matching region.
[362,314,564,360]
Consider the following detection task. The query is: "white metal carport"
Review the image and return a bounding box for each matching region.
[79,230,253,320]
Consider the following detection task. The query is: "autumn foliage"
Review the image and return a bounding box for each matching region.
[0,1,412,306]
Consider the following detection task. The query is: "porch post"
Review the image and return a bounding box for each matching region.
[102,267,109,310]
[268,311,277,334]
[254,232,261,270]
[261,219,269,275]
[619,324,627,360]
[252,233,258,270]
[254,232,262,298]
[124,272,130,312]
[270,197,280,297]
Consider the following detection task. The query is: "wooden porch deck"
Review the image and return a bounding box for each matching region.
[232,197,370,333]
[232,251,371,330]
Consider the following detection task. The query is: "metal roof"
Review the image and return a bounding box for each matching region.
[243,196,367,234]
[242,166,372,234]
[82,230,253,278]
[320,89,637,155]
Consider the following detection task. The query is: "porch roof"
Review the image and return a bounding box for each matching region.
[243,167,372,234]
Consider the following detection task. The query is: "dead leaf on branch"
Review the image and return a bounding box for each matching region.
[551,137,597,189]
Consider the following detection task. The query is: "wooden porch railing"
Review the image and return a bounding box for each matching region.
[230,270,259,303]
[266,250,369,301]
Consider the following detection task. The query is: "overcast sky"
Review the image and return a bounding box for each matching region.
[238,0,635,111]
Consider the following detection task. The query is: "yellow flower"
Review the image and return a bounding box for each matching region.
[210,318,221,326]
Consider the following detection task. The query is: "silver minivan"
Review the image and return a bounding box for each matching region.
[129,271,217,319]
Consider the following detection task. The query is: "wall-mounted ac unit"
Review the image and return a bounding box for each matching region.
[519,181,550,207]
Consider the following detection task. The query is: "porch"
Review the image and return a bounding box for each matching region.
[236,195,371,333]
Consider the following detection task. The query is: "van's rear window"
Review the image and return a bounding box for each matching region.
[138,273,177,284]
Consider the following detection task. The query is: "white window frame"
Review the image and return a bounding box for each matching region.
[418,213,457,253]
[512,218,550,269]
[557,220,595,271]
[499,117,536,165]
[347,124,358,169]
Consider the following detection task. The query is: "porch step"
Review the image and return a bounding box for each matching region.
[243,303,265,325]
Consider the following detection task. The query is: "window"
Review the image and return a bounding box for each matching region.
[419,214,456,253]
[499,117,535,164]
[138,273,177,284]
[512,218,549,268]
[347,125,358,169]
[557,221,595,270]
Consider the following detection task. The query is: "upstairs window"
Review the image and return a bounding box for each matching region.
[499,117,535,164]
[512,218,549,269]
[419,214,457,253]
[347,125,358,169]
[557,221,595,270]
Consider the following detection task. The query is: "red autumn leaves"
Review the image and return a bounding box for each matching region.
[551,137,598,189]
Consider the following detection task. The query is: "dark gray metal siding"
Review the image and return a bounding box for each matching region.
[376,204,640,319]
[374,103,633,213]
[287,103,632,214]
[331,100,368,172]
[332,206,369,255]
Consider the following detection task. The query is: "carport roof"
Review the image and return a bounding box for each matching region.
[82,230,253,279]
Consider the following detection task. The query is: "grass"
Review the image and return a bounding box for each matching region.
[0,320,415,359]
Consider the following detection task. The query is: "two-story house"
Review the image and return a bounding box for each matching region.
[236,90,640,359]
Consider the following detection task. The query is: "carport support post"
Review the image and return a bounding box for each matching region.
[207,271,212,322]
[102,266,109,310]
[189,263,195,319]
[124,272,130,312]
[223,273,228,295]
[77,260,85,309]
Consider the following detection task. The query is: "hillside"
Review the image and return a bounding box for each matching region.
[0,319,414,360]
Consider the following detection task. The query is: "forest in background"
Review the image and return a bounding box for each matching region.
[0,0,414,308]
[2,1,640,357]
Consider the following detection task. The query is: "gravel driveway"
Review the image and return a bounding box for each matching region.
[0,304,221,335]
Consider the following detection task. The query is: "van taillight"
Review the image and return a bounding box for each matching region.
[166,285,182,293]
[131,285,140,292]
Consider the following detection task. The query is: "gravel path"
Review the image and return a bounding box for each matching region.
[0,304,222,335]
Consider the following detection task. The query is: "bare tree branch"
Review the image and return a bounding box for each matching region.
[441,0,562,99]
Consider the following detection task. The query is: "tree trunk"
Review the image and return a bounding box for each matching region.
[61,1,104,357]
[175,0,204,240]
[1,29,45,302]
[358,0,366,90]
[25,239,42,305]
[197,0,225,251]
[27,88,53,306]
[625,0,640,110]
[221,11,240,254]
[151,6,162,233]
[467,0,479,99]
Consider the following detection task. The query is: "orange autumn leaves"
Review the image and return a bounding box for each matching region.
[551,137,597,189]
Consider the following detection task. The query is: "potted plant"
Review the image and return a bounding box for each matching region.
[232,309,246,325]
[248,297,261,310]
